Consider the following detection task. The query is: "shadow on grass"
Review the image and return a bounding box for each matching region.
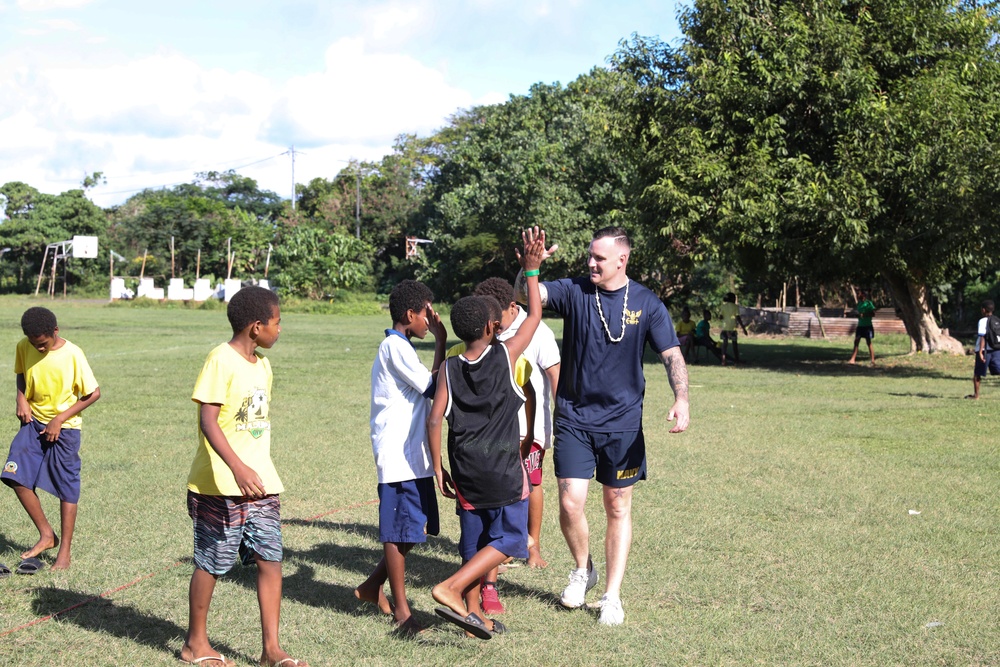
[29,587,250,664]
[645,339,958,380]
[0,531,28,557]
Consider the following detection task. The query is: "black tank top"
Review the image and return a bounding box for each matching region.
[445,343,526,509]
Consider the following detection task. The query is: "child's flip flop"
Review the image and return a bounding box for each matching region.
[0,563,11,579]
[16,557,44,575]
[434,607,493,640]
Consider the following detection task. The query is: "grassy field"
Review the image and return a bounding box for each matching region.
[0,297,996,666]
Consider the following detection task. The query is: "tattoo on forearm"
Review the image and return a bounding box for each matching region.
[664,349,689,401]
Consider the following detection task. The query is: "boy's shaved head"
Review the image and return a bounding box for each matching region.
[451,296,492,343]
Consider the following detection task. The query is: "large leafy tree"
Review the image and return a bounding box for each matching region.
[0,182,107,292]
[419,69,644,300]
[618,0,1000,352]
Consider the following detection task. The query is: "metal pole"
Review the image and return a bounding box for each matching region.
[355,169,361,239]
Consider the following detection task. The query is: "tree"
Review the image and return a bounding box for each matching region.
[419,70,642,300]
[0,183,107,292]
[616,1,1000,352]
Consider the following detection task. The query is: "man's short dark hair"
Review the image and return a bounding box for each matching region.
[724,292,736,303]
[451,296,491,343]
[389,280,434,325]
[227,286,280,334]
[703,309,712,320]
[984,299,996,315]
[593,226,630,251]
[21,307,57,337]
[474,277,515,309]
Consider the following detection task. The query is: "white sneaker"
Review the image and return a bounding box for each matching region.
[560,557,598,608]
[597,594,625,626]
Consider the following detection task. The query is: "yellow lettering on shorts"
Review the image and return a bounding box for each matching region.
[617,467,639,480]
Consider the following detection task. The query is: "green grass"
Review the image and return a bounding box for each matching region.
[0,298,996,666]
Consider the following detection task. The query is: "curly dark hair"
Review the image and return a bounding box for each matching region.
[227,286,280,334]
[474,277,515,310]
[984,299,996,314]
[21,307,58,337]
[389,280,434,325]
[451,296,493,343]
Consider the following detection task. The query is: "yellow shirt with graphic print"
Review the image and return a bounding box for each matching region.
[187,342,284,496]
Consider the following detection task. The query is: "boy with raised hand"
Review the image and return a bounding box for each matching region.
[182,286,308,667]
[428,227,549,640]
[354,279,447,636]
[475,276,560,575]
[2,307,100,573]
[848,289,877,365]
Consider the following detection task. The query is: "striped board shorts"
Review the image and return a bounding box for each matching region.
[187,491,282,575]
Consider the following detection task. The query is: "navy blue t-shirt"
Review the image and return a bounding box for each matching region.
[544,277,679,432]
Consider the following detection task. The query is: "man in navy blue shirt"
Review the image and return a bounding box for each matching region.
[515,226,690,626]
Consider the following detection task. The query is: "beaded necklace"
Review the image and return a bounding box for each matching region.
[595,279,629,343]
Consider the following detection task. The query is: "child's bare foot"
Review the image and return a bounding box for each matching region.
[353,584,394,615]
[526,546,547,569]
[22,534,58,560]
[431,583,466,616]
[260,649,309,666]
[180,642,234,667]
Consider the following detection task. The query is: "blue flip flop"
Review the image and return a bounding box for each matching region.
[434,607,492,640]
[16,557,44,575]
[0,562,10,579]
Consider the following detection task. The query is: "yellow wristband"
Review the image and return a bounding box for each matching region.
[524,269,540,278]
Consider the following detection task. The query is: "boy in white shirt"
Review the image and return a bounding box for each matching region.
[354,280,447,635]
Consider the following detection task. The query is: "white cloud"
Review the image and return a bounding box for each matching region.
[261,37,476,146]
[18,0,93,9]
[0,34,487,206]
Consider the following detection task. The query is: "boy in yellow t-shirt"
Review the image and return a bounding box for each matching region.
[2,307,100,572]
[182,286,308,667]
[674,307,697,361]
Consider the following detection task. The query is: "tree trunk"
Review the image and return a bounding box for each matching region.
[883,271,964,354]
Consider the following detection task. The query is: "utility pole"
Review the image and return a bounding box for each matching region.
[355,167,361,239]
[282,146,303,210]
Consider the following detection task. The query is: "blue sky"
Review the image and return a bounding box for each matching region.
[0,0,682,207]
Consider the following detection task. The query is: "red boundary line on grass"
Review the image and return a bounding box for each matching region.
[0,497,380,638]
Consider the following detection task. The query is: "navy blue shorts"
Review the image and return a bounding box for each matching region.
[187,491,283,576]
[2,421,81,503]
[975,349,1000,378]
[855,325,875,342]
[457,498,528,561]
[377,477,439,544]
[553,423,647,488]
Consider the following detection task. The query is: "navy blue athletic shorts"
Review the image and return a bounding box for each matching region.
[2,421,82,503]
[457,498,528,561]
[377,477,439,544]
[855,325,875,342]
[974,349,1000,378]
[553,423,647,488]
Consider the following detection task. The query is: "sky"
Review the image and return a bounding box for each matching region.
[0,0,682,209]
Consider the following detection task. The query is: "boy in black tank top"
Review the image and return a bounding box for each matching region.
[428,227,550,639]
